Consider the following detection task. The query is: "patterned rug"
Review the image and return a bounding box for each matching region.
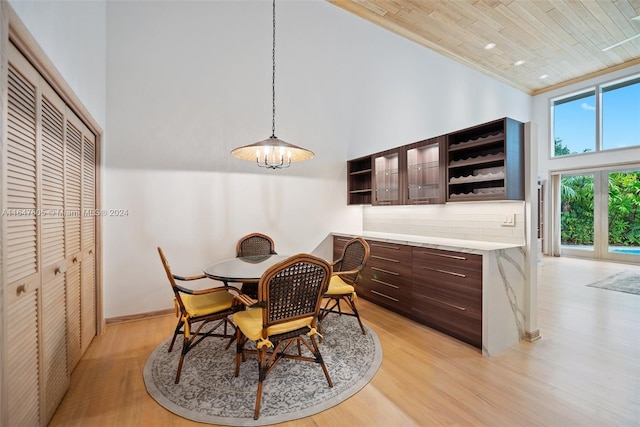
[586,270,640,295]
[143,315,382,426]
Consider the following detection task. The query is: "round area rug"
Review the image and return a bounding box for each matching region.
[143,315,382,426]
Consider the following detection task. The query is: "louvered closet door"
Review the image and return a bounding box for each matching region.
[6,43,42,427]
[81,128,97,352]
[65,113,83,371]
[40,82,70,423]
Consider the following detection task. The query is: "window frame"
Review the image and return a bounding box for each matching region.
[550,72,640,158]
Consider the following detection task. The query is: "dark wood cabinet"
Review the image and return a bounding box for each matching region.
[447,117,523,202]
[347,156,372,205]
[411,247,482,348]
[335,236,412,315]
[334,236,483,349]
[372,149,404,206]
[346,117,524,205]
[405,136,446,204]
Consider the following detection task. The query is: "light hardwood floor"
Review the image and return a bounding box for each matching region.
[50,256,640,426]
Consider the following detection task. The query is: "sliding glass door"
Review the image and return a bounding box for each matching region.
[554,168,639,263]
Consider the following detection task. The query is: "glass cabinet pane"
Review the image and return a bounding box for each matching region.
[407,143,440,202]
[374,152,399,203]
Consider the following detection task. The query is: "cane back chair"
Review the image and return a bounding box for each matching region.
[158,247,241,383]
[319,237,370,334]
[236,233,277,298]
[232,253,333,419]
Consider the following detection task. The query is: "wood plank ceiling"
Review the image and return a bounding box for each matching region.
[328,0,640,95]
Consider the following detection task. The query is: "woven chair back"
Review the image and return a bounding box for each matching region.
[259,254,330,327]
[237,233,277,257]
[336,238,370,285]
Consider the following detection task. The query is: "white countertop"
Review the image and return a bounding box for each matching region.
[333,231,524,252]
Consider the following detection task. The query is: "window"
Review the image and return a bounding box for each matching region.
[551,73,640,157]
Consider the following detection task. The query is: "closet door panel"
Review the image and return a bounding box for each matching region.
[40,83,69,424]
[81,131,97,350]
[42,272,69,422]
[66,256,82,371]
[5,45,42,425]
[6,281,41,426]
[6,62,38,285]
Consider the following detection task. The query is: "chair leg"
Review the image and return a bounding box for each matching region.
[254,346,268,420]
[234,328,244,377]
[347,296,366,335]
[175,334,191,384]
[168,318,184,352]
[310,334,333,388]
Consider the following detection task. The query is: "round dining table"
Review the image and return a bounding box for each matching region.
[203,254,290,284]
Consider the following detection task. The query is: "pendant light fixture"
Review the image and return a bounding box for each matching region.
[231,0,314,169]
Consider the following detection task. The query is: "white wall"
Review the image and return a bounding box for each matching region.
[104,0,532,318]
[8,0,107,128]
[9,0,533,319]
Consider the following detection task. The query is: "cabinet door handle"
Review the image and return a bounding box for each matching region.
[372,255,400,263]
[54,267,62,275]
[370,290,399,302]
[16,284,27,296]
[371,267,400,276]
[372,278,399,289]
[73,257,78,264]
[419,250,466,260]
[421,266,466,278]
[421,295,466,311]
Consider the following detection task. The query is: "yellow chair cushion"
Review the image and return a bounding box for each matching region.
[232,308,314,342]
[180,291,235,317]
[324,274,355,296]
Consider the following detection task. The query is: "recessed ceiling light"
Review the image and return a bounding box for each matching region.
[539,74,549,80]
[514,60,525,66]
[484,43,496,50]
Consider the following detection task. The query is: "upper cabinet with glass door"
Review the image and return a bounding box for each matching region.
[405,136,446,204]
[373,148,404,205]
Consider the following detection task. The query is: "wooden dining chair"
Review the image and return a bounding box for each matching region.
[157,247,242,384]
[319,237,371,335]
[235,233,277,298]
[232,253,333,420]
[236,232,277,257]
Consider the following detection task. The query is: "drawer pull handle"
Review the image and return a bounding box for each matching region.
[371,267,400,276]
[371,243,400,250]
[16,284,27,296]
[372,255,400,263]
[370,290,399,302]
[421,266,466,278]
[420,251,466,260]
[372,278,399,289]
[422,295,466,311]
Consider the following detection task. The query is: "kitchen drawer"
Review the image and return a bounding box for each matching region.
[412,247,481,272]
[367,240,412,262]
[411,295,482,348]
[412,281,481,313]
[412,263,482,294]
[358,275,411,315]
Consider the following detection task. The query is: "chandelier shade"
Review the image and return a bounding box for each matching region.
[231,136,314,169]
[230,0,313,170]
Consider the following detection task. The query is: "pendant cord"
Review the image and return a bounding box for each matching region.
[271,0,276,138]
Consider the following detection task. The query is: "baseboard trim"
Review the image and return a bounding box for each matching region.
[106,308,174,325]
[525,329,542,342]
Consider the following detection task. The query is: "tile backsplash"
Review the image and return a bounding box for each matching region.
[363,201,526,245]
